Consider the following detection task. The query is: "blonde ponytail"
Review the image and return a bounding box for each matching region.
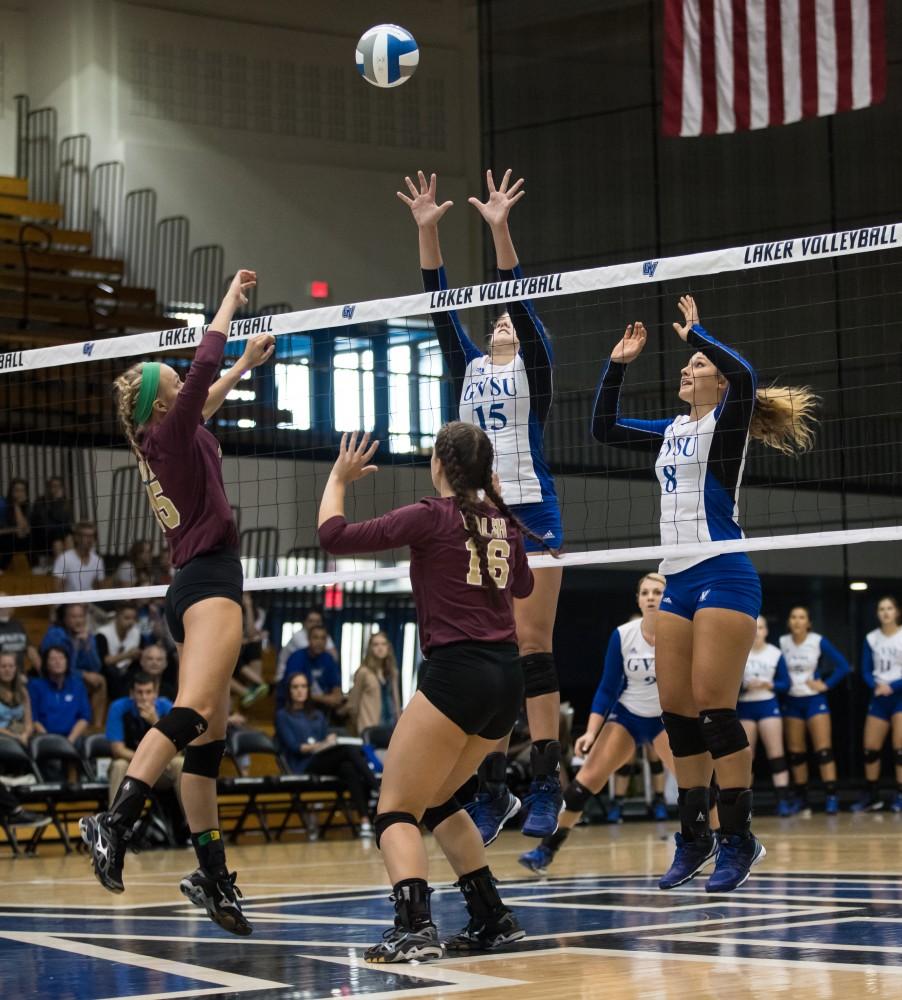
[113,364,145,458]
[750,384,818,455]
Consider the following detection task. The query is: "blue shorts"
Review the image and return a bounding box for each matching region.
[510,498,563,553]
[867,690,902,721]
[660,554,761,621]
[783,694,830,720]
[607,701,664,746]
[737,697,782,722]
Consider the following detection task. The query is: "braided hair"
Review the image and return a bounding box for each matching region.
[433,421,551,595]
[113,363,145,458]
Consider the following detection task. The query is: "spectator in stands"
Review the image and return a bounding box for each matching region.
[0,478,32,570]
[0,784,51,829]
[41,603,107,724]
[276,673,377,837]
[114,540,154,587]
[277,624,343,714]
[30,476,74,561]
[52,521,105,592]
[106,671,183,808]
[135,642,177,701]
[96,602,143,700]
[0,651,34,745]
[0,595,39,673]
[347,632,401,736]
[153,548,173,585]
[231,594,269,708]
[28,644,91,742]
[276,608,338,682]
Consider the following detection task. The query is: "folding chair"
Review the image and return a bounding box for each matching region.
[0,737,46,857]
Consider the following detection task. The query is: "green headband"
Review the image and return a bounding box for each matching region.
[133,362,161,425]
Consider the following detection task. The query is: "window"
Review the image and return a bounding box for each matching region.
[339,621,380,692]
[388,344,413,453]
[333,349,375,431]
[274,360,311,430]
[417,339,444,449]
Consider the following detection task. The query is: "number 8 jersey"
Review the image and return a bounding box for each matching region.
[592,323,757,575]
[424,265,556,507]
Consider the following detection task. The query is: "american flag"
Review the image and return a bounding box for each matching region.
[662,0,887,137]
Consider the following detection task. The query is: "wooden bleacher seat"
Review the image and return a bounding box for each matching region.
[0,219,93,252]
[0,293,181,333]
[0,194,62,224]
[0,244,123,277]
[0,177,28,199]
[0,271,155,306]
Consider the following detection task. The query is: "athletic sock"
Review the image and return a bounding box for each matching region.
[677,786,711,842]
[108,776,152,828]
[717,787,753,838]
[191,828,228,881]
[393,877,433,931]
[775,785,790,802]
[545,827,570,852]
[478,752,508,798]
[530,740,562,781]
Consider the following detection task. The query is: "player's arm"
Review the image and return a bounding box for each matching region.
[576,632,625,754]
[157,270,256,445]
[202,333,275,421]
[398,170,480,384]
[591,325,671,450]
[773,655,791,695]
[817,637,851,689]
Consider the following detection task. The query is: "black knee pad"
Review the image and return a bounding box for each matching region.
[864,748,882,765]
[698,708,749,760]
[789,751,809,768]
[616,763,634,778]
[154,707,208,751]
[374,811,418,849]
[662,712,708,758]
[521,652,559,698]
[422,797,462,832]
[768,755,789,775]
[563,779,593,813]
[649,758,664,776]
[183,739,225,778]
[894,748,902,767]
[815,747,835,766]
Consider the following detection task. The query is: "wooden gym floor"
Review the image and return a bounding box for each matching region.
[1,813,900,999]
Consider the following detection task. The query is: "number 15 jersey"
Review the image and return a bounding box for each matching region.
[318,495,534,655]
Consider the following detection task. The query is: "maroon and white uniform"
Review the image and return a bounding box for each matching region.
[138,330,238,567]
[319,496,533,655]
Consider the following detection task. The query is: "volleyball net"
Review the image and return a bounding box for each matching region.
[1,218,901,620]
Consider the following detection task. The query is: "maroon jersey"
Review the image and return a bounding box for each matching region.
[319,496,533,655]
[137,330,239,568]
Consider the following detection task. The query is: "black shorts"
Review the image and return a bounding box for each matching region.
[417,641,523,740]
[164,548,243,644]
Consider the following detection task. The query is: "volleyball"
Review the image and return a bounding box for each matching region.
[355,24,419,88]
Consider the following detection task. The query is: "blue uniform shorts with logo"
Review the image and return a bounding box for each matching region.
[607,701,664,746]
[782,693,830,720]
[867,689,902,721]
[737,697,782,723]
[510,498,563,553]
[659,554,761,621]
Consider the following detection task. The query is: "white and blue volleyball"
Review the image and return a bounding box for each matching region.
[356,24,419,88]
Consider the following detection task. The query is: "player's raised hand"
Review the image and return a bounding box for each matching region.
[611,322,647,364]
[468,168,525,229]
[332,432,380,483]
[672,295,699,341]
[241,333,275,369]
[225,269,257,308]
[397,170,453,228]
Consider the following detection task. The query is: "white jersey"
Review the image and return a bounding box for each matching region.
[459,354,542,505]
[614,619,661,718]
[780,632,825,698]
[740,643,782,702]
[864,628,902,686]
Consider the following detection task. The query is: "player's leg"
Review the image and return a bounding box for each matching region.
[784,712,809,812]
[656,609,718,888]
[892,710,902,812]
[609,750,636,823]
[520,722,636,874]
[851,712,889,812]
[807,710,838,813]
[741,719,758,758]
[647,735,672,820]
[689,607,764,892]
[757,715,791,814]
